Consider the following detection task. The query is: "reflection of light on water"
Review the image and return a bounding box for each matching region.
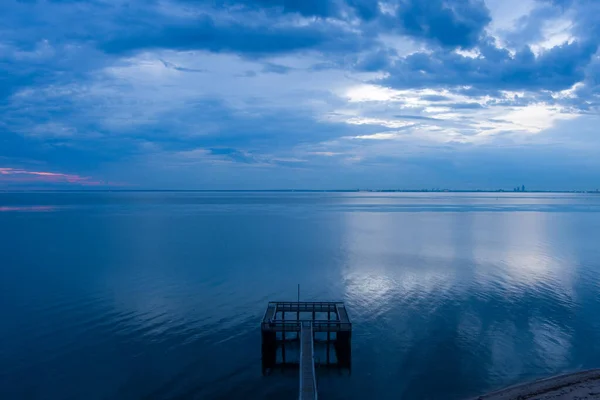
[472,212,575,299]
[344,269,458,323]
[488,321,523,381]
[468,212,575,375]
[345,273,394,308]
[340,211,459,319]
[529,318,571,370]
[337,200,580,387]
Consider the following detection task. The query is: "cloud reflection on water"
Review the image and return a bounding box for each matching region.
[337,203,582,395]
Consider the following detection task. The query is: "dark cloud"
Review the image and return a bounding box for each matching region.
[0,0,136,99]
[209,0,340,18]
[571,0,600,38]
[198,0,382,20]
[0,44,108,100]
[444,102,484,109]
[103,16,322,55]
[421,95,452,102]
[308,61,345,71]
[454,86,502,98]
[393,0,491,48]
[568,57,600,111]
[394,115,443,121]
[500,1,571,49]
[346,0,380,20]
[261,62,293,74]
[238,70,258,77]
[354,48,397,72]
[381,40,598,95]
[100,14,371,57]
[208,148,260,163]
[159,59,207,73]
[529,0,600,41]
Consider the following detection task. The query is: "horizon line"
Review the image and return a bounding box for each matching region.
[1,189,599,193]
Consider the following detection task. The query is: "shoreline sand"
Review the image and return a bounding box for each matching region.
[472,369,600,400]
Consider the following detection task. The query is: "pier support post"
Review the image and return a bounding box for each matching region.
[282,310,286,365]
[261,330,277,375]
[335,331,352,369]
[327,310,331,365]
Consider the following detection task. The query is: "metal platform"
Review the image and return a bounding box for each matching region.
[261,301,352,333]
[260,301,352,399]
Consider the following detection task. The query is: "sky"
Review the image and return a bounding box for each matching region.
[1,0,600,190]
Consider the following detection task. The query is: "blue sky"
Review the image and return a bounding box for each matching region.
[1,0,600,190]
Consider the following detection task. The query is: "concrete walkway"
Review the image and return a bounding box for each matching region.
[472,370,600,400]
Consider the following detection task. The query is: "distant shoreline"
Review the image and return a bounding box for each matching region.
[1,189,600,194]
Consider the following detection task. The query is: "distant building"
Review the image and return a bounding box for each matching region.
[522,185,526,192]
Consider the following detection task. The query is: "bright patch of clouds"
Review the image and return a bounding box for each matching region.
[501,104,578,133]
[353,132,400,140]
[309,151,341,156]
[475,104,579,138]
[456,48,481,59]
[485,0,537,33]
[345,84,400,102]
[104,51,352,108]
[530,18,575,56]
[345,117,415,129]
[552,82,584,100]
[378,1,398,16]
[331,93,580,151]
[377,34,421,56]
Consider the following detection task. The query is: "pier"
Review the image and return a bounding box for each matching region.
[261,301,352,399]
[300,322,317,400]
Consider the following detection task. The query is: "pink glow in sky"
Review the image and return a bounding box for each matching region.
[0,168,104,186]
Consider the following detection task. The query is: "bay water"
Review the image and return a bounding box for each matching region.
[1,192,600,399]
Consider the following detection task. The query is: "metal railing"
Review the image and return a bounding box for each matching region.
[272,301,342,312]
[269,301,344,306]
[261,320,351,331]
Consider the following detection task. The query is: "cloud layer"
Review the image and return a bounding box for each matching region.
[1,0,600,189]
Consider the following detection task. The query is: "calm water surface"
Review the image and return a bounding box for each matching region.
[1,192,600,399]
